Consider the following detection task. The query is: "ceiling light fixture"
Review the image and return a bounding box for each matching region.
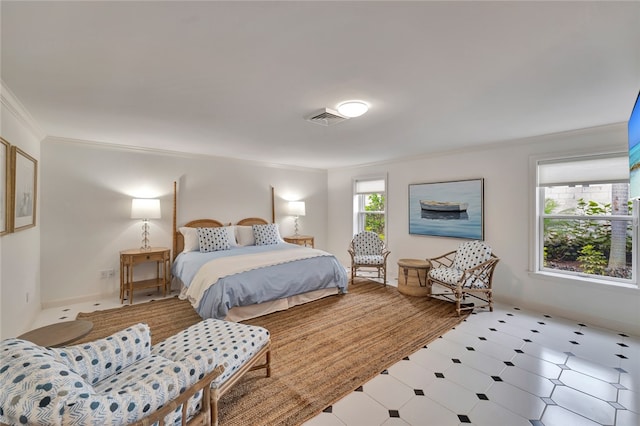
[337,100,369,118]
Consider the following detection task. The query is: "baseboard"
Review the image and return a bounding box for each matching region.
[41,290,119,309]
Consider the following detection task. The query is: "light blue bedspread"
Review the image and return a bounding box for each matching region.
[172,243,348,319]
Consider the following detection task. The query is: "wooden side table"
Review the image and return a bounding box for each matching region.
[283,235,315,248]
[397,258,432,297]
[120,247,171,304]
[18,320,93,347]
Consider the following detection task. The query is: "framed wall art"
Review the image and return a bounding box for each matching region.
[408,178,484,240]
[11,146,38,232]
[0,138,9,236]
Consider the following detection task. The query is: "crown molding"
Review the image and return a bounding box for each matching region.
[1,79,46,141]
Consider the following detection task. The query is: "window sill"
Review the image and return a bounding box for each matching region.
[530,270,638,291]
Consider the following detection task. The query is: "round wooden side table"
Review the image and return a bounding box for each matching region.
[397,258,432,297]
[18,320,94,347]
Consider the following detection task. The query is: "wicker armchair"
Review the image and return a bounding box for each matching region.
[348,231,391,284]
[427,241,499,316]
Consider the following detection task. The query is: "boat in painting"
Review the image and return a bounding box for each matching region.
[420,200,469,212]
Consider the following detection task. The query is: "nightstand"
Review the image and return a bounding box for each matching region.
[120,247,171,304]
[283,235,315,248]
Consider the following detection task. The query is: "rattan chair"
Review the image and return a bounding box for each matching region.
[348,231,390,284]
[427,241,499,316]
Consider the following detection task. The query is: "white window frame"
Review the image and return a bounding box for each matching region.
[531,152,638,287]
[353,176,387,238]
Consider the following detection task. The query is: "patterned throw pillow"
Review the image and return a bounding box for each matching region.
[198,227,231,252]
[253,224,282,246]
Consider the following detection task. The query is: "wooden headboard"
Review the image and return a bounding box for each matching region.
[172,182,274,259]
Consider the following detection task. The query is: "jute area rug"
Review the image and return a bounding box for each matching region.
[76,279,468,425]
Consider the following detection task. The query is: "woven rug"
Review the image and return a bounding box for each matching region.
[76,279,468,425]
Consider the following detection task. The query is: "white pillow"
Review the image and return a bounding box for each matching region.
[179,227,200,252]
[223,226,238,247]
[198,227,231,252]
[235,225,255,246]
[253,223,283,246]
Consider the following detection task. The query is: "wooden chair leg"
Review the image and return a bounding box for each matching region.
[211,390,220,426]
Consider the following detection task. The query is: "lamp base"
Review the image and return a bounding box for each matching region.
[140,220,152,251]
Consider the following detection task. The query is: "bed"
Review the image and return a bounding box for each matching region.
[171,186,348,322]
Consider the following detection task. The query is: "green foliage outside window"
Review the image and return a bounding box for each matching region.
[364,193,385,239]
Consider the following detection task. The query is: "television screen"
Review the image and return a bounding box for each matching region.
[630,91,640,200]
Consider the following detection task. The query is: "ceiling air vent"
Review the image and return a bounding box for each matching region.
[306,108,349,126]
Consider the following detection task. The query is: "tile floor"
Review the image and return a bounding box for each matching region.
[32,291,639,426]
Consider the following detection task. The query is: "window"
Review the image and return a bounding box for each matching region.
[535,154,638,285]
[353,177,387,239]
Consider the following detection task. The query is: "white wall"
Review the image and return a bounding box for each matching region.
[0,85,44,339]
[40,138,327,308]
[327,123,640,335]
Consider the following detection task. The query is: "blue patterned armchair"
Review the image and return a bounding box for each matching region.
[427,241,499,316]
[348,231,391,284]
[0,324,223,426]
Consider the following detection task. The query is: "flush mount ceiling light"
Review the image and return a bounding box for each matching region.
[337,100,369,118]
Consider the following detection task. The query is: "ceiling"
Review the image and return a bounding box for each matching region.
[2,1,639,170]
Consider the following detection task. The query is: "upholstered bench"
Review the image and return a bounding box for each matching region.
[152,319,271,426]
[0,324,223,426]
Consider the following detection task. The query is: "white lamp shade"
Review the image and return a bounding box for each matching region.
[288,201,306,216]
[131,198,161,219]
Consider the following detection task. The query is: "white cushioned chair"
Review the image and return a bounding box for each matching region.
[0,324,223,426]
[427,241,499,316]
[348,231,391,284]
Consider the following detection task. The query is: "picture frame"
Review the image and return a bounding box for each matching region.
[408,178,484,240]
[11,146,38,232]
[0,138,9,236]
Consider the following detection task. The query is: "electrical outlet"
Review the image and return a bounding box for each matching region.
[100,270,109,279]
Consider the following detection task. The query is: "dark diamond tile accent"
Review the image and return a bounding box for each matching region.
[491,376,503,382]
[514,307,521,310]
[489,328,497,331]
[479,337,487,341]
[558,364,570,370]
[612,383,627,390]
[499,320,506,323]
[550,379,563,385]
[477,393,489,400]
[435,372,445,378]
[538,322,545,325]
[609,402,625,409]
[574,331,584,335]
[452,358,462,364]
[381,369,389,375]
[504,361,514,366]
[617,343,629,347]
[523,339,532,342]
[355,386,363,392]
[530,420,545,426]
[507,313,514,316]
[389,410,400,418]
[323,406,332,413]
[93,303,100,306]
[615,367,628,373]
[531,330,540,333]
[59,316,67,320]
[414,389,425,396]
[62,308,70,312]
[403,356,410,361]
[541,397,555,405]
[543,314,552,318]
[619,333,629,338]
[615,354,628,359]
[466,346,475,351]
[569,341,580,345]
[458,414,471,423]
[578,323,587,327]
[423,345,429,348]
[515,349,524,353]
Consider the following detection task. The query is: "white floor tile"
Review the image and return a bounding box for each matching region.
[332,392,390,426]
[550,385,617,425]
[399,396,460,426]
[364,374,415,410]
[486,381,546,420]
[559,369,618,401]
[423,378,479,414]
[468,400,532,426]
[541,405,601,426]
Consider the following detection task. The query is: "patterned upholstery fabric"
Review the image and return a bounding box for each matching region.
[198,227,231,252]
[352,231,384,256]
[452,241,492,271]
[50,324,151,385]
[0,324,218,426]
[152,318,270,388]
[252,224,282,246]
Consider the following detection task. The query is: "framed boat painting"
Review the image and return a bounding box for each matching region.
[409,178,484,240]
[1,138,9,236]
[11,146,37,232]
